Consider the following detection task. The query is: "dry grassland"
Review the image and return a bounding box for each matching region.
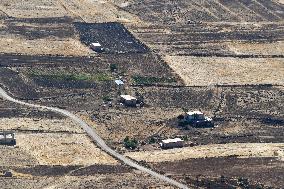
[0,37,90,56]
[126,143,284,162]
[165,56,284,85]
[0,117,83,133]
[0,0,69,18]
[225,41,284,55]
[17,133,118,165]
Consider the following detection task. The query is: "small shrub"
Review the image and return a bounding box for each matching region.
[148,137,156,144]
[177,114,184,120]
[181,135,188,141]
[124,136,138,150]
[102,95,112,102]
[110,64,118,72]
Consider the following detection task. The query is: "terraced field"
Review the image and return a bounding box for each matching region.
[0,0,283,188]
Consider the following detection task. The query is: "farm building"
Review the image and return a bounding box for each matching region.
[160,138,184,149]
[120,95,137,107]
[185,111,205,121]
[182,111,213,127]
[0,131,16,145]
[90,42,104,52]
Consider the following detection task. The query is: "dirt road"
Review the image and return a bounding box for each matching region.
[0,86,189,189]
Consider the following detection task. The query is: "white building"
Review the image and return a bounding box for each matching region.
[160,138,184,149]
[185,111,205,121]
[120,95,137,107]
[0,131,16,145]
[90,42,104,52]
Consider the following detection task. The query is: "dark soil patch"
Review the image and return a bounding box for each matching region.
[32,77,97,89]
[1,17,75,40]
[0,53,94,67]
[13,165,81,176]
[7,16,74,24]
[0,108,64,119]
[0,68,38,99]
[74,22,149,53]
[70,164,132,176]
[126,0,284,23]
[10,164,131,176]
[152,157,284,188]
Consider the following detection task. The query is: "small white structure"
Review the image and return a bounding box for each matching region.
[115,79,124,86]
[160,138,184,149]
[90,42,104,52]
[120,95,137,107]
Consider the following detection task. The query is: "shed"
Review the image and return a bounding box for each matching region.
[120,95,137,107]
[115,79,124,86]
[160,138,184,149]
[90,42,104,52]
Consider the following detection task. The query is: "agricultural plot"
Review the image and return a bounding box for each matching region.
[129,22,284,56]
[124,0,284,23]
[0,17,89,56]
[152,157,284,188]
[78,85,284,151]
[0,51,181,100]
[0,0,283,188]
[0,172,172,189]
[74,22,149,54]
[165,56,284,86]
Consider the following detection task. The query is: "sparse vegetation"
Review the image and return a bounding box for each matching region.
[28,71,112,82]
[102,95,112,102]
[132,75,176,85]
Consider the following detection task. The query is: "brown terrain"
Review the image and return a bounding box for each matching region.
[0,0,283,188]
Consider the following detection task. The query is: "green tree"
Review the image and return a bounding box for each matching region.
[124,136,138,150]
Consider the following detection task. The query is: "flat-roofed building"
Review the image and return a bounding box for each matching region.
[160,138,184,149]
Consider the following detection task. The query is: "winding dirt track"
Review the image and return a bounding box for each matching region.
[0,87,189,189]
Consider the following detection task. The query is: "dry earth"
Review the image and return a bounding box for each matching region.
[125,143,284,162]
[165,56,284,85]
[0,37,90,56]
[16,133,117,165]
[0,117,83,133]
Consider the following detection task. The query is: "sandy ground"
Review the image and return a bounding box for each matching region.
[0,0,139,23]
[125,143,284,162]
[0,37,90,56]
[0,117,83,133]
[16,133,118,165]
[59,0,140,23]
[275,0,284,4]
[165,56,284,86]
[0,146,39,165]
[0,0,70,18]
[0,172,175,189]
[225,41,284,55]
